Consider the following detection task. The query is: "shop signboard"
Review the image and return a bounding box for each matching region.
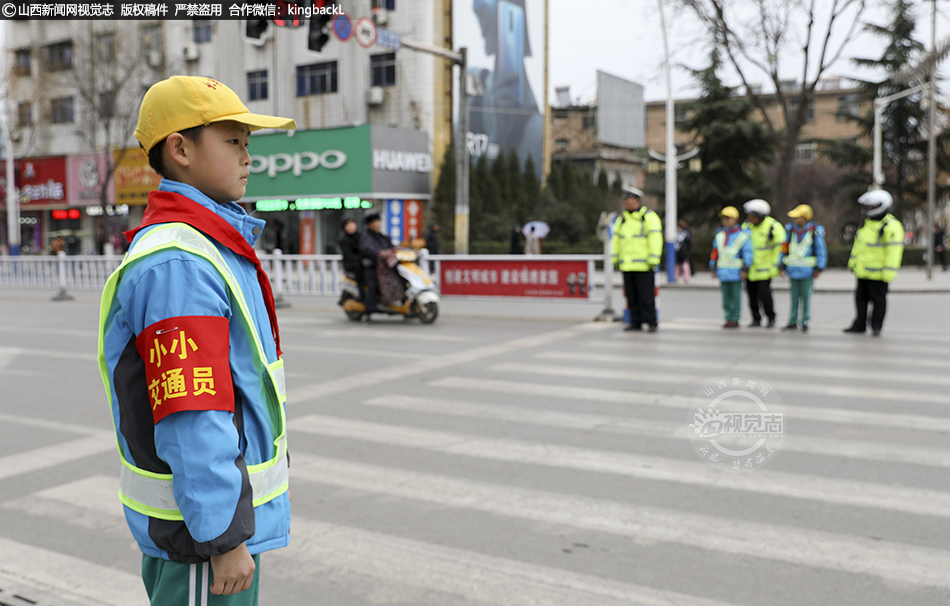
[244,126,372,200]
[383,199,425,245]
[370,127,431,196]
[114,147,161,206]
[19,156,67,207]
[439,259,592,298]
[67,153,116,206]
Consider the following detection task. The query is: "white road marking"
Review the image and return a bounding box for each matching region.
[430,376,950,433]
[291,454,950,591]
[0,433,114,483]
[364,394,950,469]
[288,323,611,404]
[291,414,950,519]
[0,538,147,606]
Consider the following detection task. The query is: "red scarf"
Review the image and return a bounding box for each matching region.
[125,191,282,357]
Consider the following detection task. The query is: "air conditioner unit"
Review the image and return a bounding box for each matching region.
[366,87,385,106]
[146,50,163,68]
[183,43,200,61]
[372,9,389,26]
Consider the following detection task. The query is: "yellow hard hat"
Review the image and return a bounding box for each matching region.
[718,206,740,219]
[787,204,814,220]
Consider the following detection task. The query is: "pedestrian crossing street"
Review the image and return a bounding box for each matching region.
[2,311,950,605]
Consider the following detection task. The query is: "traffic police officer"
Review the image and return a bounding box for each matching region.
[742,199,786,327]
[844,189,904,336]
[611,187,663,332]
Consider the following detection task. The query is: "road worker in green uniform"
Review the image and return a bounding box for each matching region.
[742,199,786,328]
[611,187,663,332]
[843,189,904,337]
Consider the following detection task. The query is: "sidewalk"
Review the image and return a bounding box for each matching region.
[597,267,950,293]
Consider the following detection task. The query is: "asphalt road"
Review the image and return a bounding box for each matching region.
[1,285,949,606]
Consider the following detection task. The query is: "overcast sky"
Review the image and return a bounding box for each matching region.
[548,0,950,104]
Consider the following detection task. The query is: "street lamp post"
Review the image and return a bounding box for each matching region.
[1,102,20,256]
[657,0,677,284]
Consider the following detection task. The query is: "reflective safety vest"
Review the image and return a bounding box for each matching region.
[714,230,750,268]
[611,207,663,271]
[784,229,817,267]
[743,217,785,281]
[97,223,288,521]
[849,214,904,283]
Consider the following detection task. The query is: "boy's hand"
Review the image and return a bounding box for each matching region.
[210,543,255,595]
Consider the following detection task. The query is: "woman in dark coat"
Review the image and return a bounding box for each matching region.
[338,218,362,277]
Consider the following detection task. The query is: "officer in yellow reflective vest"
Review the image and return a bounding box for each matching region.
[844,189,904,336]
[741,199,786,328]
[611,187,663,332]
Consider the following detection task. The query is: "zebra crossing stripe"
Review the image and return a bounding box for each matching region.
[291,414,950,519]
[363,394,950,469]
[0,537,146,606]
[488,362,950,404]
[289,453,950,590]
[0,432,114,482]
[430,376,950,433]
[17,475,740,606]
[535,350,950,387]
[288,322,611,404]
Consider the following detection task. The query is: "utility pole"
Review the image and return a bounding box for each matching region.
[399,39,470,254]
[1,101,20,256]
[657,0,677,284]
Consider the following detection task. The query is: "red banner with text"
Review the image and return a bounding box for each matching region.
[439,259,591,298]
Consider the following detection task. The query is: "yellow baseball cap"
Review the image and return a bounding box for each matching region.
[787,204,814,220]
[718,206,739,219]
[135,76,296,152]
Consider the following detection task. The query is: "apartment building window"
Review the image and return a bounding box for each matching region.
[99,91,115,119]
[372,0,396,8]
[52,97,74,124]
[788,96,813,122]
[17,102,32,127]
[296,61,338,96]
[96,33,115,62]
[142,24,164,67]
[193,19,212,43]
[795,142,816,164]
[582,108,597,130]
[836,94,862,122]
[45,41,73,71]
[14,48,31,76]
[370,53,396,87]
[555,138,569,149]
[674,107,688,123]
[248,70,268,101]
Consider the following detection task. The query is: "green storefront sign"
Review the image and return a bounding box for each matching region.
[244,125,372,200]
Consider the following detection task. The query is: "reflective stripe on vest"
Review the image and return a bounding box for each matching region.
[715,231,748,269]
[98,223,288,521]
[785,229,817,267]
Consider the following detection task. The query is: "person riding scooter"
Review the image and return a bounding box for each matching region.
[338,217,363,295]
[358,213,394,323]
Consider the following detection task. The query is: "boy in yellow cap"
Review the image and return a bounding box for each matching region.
[98,76,296,605]
[710,206,753,328]
[780,204,827,332]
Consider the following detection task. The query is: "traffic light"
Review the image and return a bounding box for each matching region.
[246,19,269,40]
[307,0,336,52]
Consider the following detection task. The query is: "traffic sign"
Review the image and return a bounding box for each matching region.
[354,17,377,48]
[376,27,401,51]
[331,12,352,42]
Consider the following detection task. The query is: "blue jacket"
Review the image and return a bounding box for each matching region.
[781,221,828,280]
[100,180,290,563]
[710,226,753,282]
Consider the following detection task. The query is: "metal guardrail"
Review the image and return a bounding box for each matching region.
[0,251,607,303]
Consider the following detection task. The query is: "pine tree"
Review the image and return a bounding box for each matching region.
[818,0,950,215]
[676,50,776,225]
[432,145,456,241]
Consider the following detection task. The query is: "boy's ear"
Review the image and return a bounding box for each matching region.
[165,133,191,169]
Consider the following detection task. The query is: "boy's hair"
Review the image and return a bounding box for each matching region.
[146,125,205,178]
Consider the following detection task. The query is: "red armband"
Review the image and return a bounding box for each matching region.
[135,316,235,424]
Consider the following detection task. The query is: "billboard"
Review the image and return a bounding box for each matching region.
[454,0,545,176]
[67,153,116,206]
[114,147,161,206]
[597,71,645,149]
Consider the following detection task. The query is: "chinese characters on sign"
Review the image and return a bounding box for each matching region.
[439,260,591,298]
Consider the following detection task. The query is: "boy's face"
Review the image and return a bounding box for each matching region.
[793,216,808,227]
[180,121,252,204]
[721,216,737,228]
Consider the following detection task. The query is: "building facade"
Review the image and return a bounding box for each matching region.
[2,1,455,255]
